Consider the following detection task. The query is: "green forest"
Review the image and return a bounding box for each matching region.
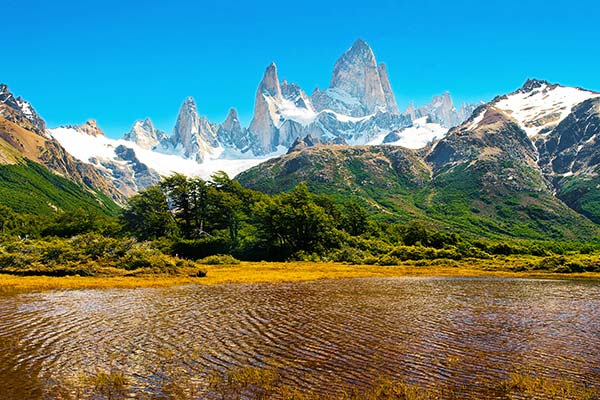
[1,172,600,278]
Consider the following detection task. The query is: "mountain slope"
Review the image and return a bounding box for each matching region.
[0,86,123,203]
[424,106,597,239]
[0,158,119,215]
[237,80,600,241]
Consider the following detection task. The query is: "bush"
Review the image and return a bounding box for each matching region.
[0,235,206,277]
[170,236,231,259]
[330,247,370,264]
[198,254,240,265]
[289,251,322,262]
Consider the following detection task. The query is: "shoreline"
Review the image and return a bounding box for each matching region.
[1,261,600,294]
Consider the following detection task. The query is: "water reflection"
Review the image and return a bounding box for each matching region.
[0,277,599,398]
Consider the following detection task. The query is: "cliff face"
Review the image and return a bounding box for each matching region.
[248,63,284,154]
[123,118,167,150]
[312,39,399,117]
[169,97,221,162]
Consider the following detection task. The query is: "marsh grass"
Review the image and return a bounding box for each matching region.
[38,360,600,400]
[501,372,599,400]
[2,257,600,295]
[199,366,600,400]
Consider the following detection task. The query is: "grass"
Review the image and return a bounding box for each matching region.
[0,159,119,216]
[50,365,596,400]
[2,258,600,294]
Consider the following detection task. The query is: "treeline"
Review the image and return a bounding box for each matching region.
[1,172,600,277]
[120,173,600,272]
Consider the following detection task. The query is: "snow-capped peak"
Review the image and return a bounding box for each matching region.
[0,83,46,132]
[494,79,600,137]
[123,118,167,150]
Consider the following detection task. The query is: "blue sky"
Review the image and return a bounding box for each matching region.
[3,0,599,138]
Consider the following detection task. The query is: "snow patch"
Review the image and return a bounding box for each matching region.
[49,127,277,179]
[467,109,486,131]
[367,117,448,149]
[494,84,599,137]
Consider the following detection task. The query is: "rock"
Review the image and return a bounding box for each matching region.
[123,118,167,150]
[0,84,46,134]
[74,120,105,137]
[248,63,284,154]
[312,39,399,117]
[168,97,221,162]
[404,92,477,129]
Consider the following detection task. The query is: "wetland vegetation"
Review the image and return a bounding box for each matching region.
[2,173,600,288]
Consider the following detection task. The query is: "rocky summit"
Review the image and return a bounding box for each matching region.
[123,118,167,151]
[312,38,399,117]
[119,39,475,161]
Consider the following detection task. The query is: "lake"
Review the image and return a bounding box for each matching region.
[1,276,599,398]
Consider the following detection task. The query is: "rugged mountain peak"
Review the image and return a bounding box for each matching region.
[406,92,465,128]
[286,134,323,154]
[217,108,258,154]
[521,78,552,92]
[258,62,282,99]
[281,80,314,110]
[329,38,385,110]
[494,80,600,137]
[123,117,167,150]
[75,119,105,137]
[222,108,240,129]
[181,96,197,111]
[0,83,46,133]
[311,39,397,117]
[377,63,399,114]
[428,105,545,193]
[248,63,285,154]
[331,38,376,83]
[403,102,417,120]
[171,97,220,162]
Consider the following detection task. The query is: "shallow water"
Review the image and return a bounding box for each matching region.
[0,276,599,398]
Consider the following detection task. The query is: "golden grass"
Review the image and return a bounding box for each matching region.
[2,259,600,294]
[0,274,207,295]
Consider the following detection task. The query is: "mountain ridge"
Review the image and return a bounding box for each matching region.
[237,78,600,241]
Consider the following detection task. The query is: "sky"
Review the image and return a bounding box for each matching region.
[2,0,600,138]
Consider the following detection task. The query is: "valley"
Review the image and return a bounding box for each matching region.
[2,17,600,400]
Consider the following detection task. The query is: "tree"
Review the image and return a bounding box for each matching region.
[341,199,368,236]
[160,174,194,237]
[255,183,340,257]
[160,174,211,239]
[0,205,16,234]
[121,186,176,240]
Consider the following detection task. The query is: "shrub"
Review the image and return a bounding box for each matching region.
[170,236,231,259]
[198,254,240,265]
[330,247,370,264]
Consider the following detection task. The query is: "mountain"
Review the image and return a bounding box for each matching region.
[123,118,167,150]
[246,40,414,155]
[403,92,479,129]
[247,62,291,154]
[504,80,600,223]
[0,84,46,133]
[37,39,476,194]
[0,85,120,214]
[158,97,222,162]
[237,145,430,208]
[237,79,600,241]
[217,108,249,152]
[312,39,399,117]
